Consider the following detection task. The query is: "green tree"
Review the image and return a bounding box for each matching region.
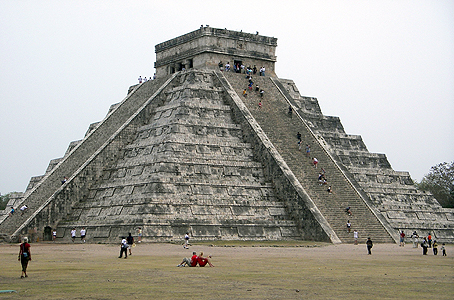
[416,161,454,208]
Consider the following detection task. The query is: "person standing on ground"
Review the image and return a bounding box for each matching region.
[137,227,142,243]
[353,230,358,245]
[441,243,446,256]
[119,237,128,259]
[52,229,57,242]
[399,231,405,247]
[18,237,31,278]
[71,228,76,243]
[366,237,373,255]
[127,233,134,256]
[432,240,438,255]
[411,231,419,248]
[80,227,86,243]
[184,232,190,249]
[427,233,432,248]
[421,238,428,255]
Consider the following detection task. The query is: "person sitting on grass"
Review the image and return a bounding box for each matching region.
[197,252,214,267]
[177,251,198,267]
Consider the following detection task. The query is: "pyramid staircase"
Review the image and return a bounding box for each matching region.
[221,71,395,243]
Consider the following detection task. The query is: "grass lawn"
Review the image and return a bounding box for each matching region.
[0,241,452,299]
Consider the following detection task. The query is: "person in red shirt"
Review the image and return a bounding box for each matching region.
[18,237,31,278]
[197,252,214,267]
[177,252,198,267]
[400,231,406,247]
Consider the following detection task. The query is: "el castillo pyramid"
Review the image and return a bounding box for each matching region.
[2,27,453,244]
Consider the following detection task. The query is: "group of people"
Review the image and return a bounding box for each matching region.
[401,231,447,256]
[345,220,360,246]
[296,132,333,194]
[243,75,265,108]
[70,227,87,243]
[177,251,214,267]
[218,61,266,77]
[9,204,28,217]
[241,75,265,108]
[137,75,156,84]
[119,233,135,259]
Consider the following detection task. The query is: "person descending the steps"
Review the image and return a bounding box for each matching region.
[327,186,334,194]
[312,157,318,168]
[296,132,301,141]
[305,144,311,157]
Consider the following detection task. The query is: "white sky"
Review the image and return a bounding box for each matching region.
[1,0,453,194]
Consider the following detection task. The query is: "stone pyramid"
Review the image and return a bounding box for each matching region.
[1,26,453,244]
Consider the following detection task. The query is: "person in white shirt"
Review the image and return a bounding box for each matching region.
[184,232,190,249]
[119,237,128,259]
[80,228,86,243]
[260,67,266,76]
[52,230,57,242]
[20,205,28,215]
[70,228,76,242]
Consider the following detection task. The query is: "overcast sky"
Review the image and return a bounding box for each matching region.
[1,0,453,194]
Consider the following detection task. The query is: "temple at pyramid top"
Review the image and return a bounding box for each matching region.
[155,26,277,77]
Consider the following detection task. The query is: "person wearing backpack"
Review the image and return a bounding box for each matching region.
[18,237,31,278]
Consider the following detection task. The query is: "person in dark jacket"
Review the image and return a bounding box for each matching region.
[366,237,373,255]
[126,233,134,256]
